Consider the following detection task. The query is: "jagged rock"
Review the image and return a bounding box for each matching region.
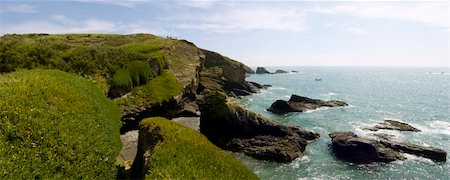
[275,70,288,74]
[267,94,348,114]
[329,132,447,164]
[362,119,421,132]
[256,67,271,74]
[244,65,255,74]
[291,70,299,73]
[199,91,319,162]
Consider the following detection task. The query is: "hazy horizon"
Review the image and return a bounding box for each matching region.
[1,0,448,67]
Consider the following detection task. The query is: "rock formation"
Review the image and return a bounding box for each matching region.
[329,132,447,164]
[267,94,348,114]
[275,70,289,73]
[362,119,421,132]
[256,67,271,74]
[199,91,319,162]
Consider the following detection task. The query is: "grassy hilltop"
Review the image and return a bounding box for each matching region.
[0,34,257,179]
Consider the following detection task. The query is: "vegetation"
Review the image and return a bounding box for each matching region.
[135,117,258,179]
[0,69,122,179]
[114,70,184,112]
[0,34,176,90]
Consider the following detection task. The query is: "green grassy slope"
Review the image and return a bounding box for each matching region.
[0,69,122,179]
[135,117,258,179]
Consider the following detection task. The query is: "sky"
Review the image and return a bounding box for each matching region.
[0,0,448,67]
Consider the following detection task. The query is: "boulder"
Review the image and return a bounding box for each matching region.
[362,119,421,132]
[275,70,289,74]
[256,67,271,74]
[267,94,348,114]
[329,132,447,164]
[199,91,319,162]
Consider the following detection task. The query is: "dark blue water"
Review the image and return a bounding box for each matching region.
[236,67,450,179]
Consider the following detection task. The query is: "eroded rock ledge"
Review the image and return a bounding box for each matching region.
[199,91,320,162]
[329,132,447,164]
[267,94,348,114]
[362,118,421,132]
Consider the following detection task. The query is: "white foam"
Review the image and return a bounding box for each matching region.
[303,107,331,113]
[396,153,435,164]
[417,120,450,136]
[268,86,286,90]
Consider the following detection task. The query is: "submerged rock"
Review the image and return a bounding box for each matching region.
[267,94,348,114]
[362,119,421,132]
[199,91,319,162]
[256,67,271,74]
[329,132,447,164]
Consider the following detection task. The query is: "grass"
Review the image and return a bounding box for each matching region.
[0,69,122,179]
[136,117,258,179]
[114,70,184,113]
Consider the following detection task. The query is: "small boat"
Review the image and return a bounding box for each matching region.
[315,78,322,81]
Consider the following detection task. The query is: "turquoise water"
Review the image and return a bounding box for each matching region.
[236,67,450,179]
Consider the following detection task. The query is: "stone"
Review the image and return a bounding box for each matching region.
[329,132,447,164]
[256,67,271,74]
[275,70,289,74]
[267,94,348,114]
[199,91,319,162]
[362,118,421,132]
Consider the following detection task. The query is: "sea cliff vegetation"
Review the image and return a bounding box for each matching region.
[0,69,121,178]
[0,33,260,178]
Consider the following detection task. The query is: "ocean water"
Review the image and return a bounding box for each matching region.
[235,67,450,179]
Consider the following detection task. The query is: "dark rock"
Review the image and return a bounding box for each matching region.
[362,119,421,132]
[256,67,271,74]
[267,94,348,114]
[291,71,299,73]
[275,70,289,74]
[199,91,319,162]
[329,132,447,164]
[244,65,255,74]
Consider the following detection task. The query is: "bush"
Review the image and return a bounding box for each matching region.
[0,69,122,179]
[125,60,152,86]
[114,70,184,113]
[132,117,258,179]
[110,68,133,90]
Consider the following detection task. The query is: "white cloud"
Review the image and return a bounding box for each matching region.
[179,0,217,9]
[77,0,146,8]
[0,4,37,13]
[345,27,370,35]
[173,5,308,32]
[0,15,117,34]
[322,2,449,28]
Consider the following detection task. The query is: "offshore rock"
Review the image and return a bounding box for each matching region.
[199,91,319,162]
[362,118,421,132]
[329,132,446,164]
[256,67,271,74]
[275,70,289,74]
[267,94,348,114]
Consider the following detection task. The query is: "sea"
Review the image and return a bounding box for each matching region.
[234,67,450,179]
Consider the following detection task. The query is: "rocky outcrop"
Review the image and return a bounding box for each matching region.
[267,94,348,114]
[199,91,319,162]
[244,65,255,74]
[275,70,288,74]
[198,50,265,97]
[256,67,271,74]
[362,119,421,132]
[329,132,447,164]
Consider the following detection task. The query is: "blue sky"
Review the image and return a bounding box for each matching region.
[0,0,448,67]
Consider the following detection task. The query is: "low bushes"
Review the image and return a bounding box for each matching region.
[0,69,122,179]
[131,117,258,179]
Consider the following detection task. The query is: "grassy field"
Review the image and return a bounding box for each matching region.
[134,117,258,179]
[0,69,122,179]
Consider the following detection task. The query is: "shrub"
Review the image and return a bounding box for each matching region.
[110,68,133,90]
[125,60,152,86]
[0,69,122,179]
[114,70,184,113]
[132,117,258,179]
